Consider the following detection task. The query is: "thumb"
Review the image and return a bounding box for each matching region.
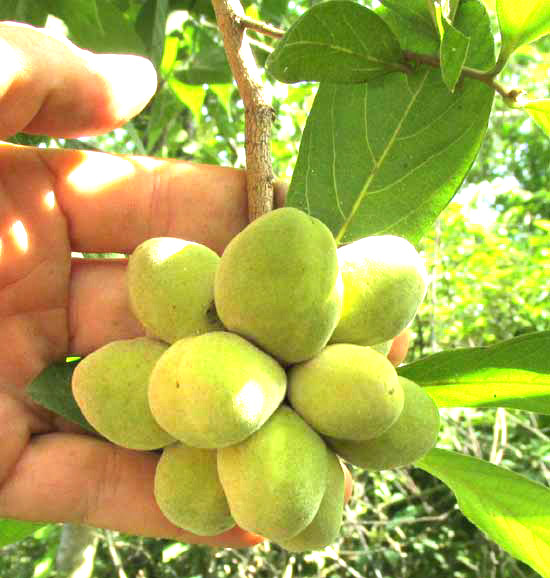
[0,21,157,139]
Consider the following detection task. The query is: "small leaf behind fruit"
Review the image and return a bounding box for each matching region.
[398,331,550,414]
[417,448,550,578]
[267,1,405,84]
[27,360,97,433]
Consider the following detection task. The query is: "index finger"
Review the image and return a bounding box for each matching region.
[0,21,156,139]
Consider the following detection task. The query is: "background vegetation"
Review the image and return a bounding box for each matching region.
[1,0,549,576]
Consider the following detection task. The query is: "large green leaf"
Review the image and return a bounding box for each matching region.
[398,331,550,414]
[287,0,494,244]
[27,359,96,433]
[417,449,550,578]
[497,0,550,63]
[0,518,45,547]
[266,1,405,84]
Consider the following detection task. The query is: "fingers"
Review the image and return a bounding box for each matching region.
[39,148,250,256]
[0,432,263,547]
[388,329,410,367]
[0,22,156,139]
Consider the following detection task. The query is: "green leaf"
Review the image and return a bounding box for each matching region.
[287,0,494,245]
[0,0,49,25]
[497,0,550,63]
[377,0,439,54]
[440,16,470,92]
[169,79,206,119]
[136,0,170,70]
[27,360,96,433]
[398,331,550,414]
[0,519,46,547]
[49,0,146,55]
[523,98,550,137]
[175,28,232,85]
[417,449,550,578]
[266,1,405,84]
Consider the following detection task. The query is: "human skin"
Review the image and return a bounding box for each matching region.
[0,21,399,546]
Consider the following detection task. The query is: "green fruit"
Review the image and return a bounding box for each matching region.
[288,344,404,441]
[278,450,345,552]
[128,237,223,343]
[217,405,328,542]
[214,207,343,365]
[148,332,287,448]
[330,235,428,346]
[327,377,440,470]
[154,444,235,536]
[72,337,175,450]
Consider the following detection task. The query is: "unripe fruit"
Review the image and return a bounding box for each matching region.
[72,337,175,450]
[128,237,223,343]
[148,332,287,448]
[327,377,440,470]
[330,235,428,346]
[217,405,328,542]
[214,207,343,365]
[288,344,404,441]
[278,450,345,552]
[154,444,235,536]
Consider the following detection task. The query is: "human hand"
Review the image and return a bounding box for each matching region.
[0,21,404,546]
[0,21,260,547]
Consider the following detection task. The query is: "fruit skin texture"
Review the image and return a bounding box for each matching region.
[327,377,440,470]
[214,207,343,365]
[278,450,345,552]
[72,337,175,450]
[217,405,328,543]
[288,344,404,441]
[154,443,235,536]
[127,237,223,344]
[330,235,428,346]
[148,332,287,448]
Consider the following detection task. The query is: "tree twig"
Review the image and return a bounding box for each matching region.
[236,14,285,39]
[403,51,521,101]
[211,0,275,221]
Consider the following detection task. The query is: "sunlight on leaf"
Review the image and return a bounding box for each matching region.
[398,331,550,414]
[417,449,550,578]
[497,0,550,63]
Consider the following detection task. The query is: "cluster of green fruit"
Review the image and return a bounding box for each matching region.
[71,207,440,552]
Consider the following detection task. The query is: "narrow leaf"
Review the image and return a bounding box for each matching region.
[136,0,170,70]
[417,449,550,578]
[267,1,405,84]
[524,99,550,137]
[440,16,470,92]
[398,331,550,414]
[27,360,96,433]
[0,518,45,547]
[497,0,550,62]
[287,0,494,245]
